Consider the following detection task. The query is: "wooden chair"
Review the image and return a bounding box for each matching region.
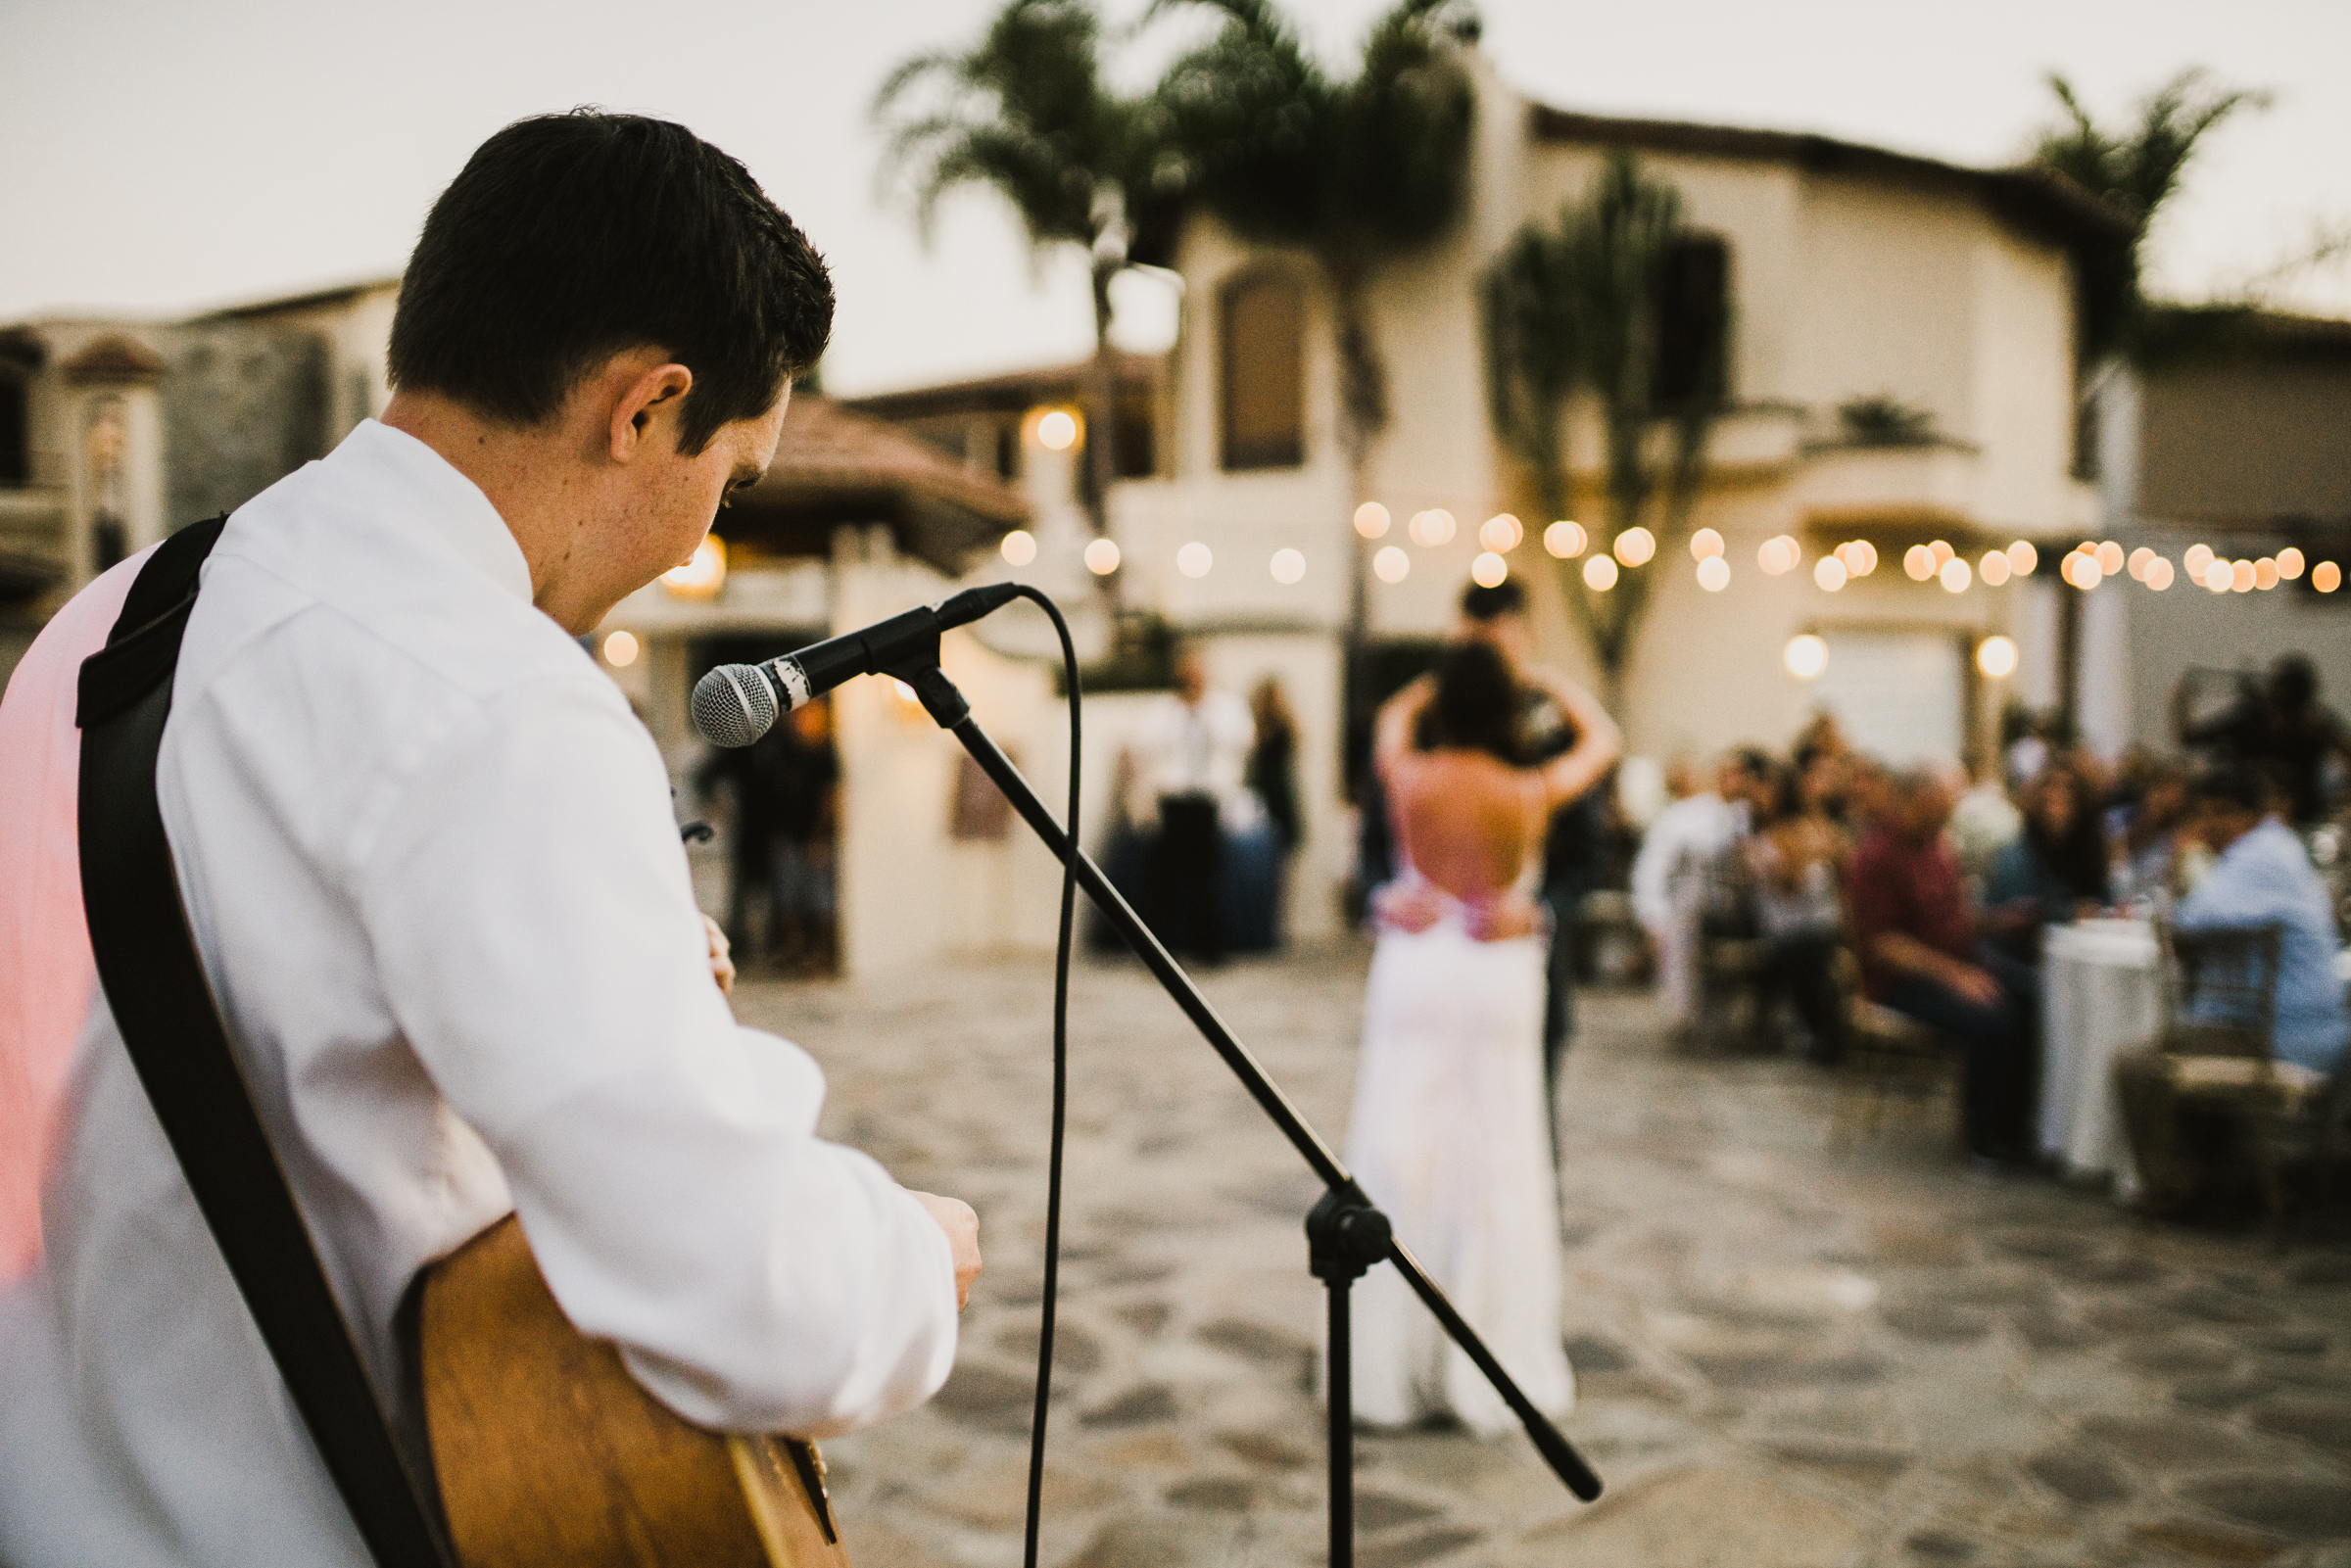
[2141,920,2341,1239]
[1831,947,1963,1150]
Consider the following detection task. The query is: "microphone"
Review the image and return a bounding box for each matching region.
[691,582,1022,747]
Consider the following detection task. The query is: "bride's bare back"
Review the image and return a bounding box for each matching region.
[1390,751,1542,903]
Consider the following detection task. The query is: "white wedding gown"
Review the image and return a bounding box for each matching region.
[1341,863,1575,1435]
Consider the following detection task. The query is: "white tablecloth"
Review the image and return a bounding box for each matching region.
[2039,921,2161,1197]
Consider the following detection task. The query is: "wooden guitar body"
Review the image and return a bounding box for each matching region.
[420,1216,850,1568]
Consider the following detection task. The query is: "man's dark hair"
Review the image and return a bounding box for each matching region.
[1460,579,1527,623]
[389,111,834,455]
[1427,641,1521,762]
[2188,762,2269,815]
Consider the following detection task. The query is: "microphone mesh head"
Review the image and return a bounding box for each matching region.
[692,664,778,747]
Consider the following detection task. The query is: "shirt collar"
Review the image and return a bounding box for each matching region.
[335,419,536,607]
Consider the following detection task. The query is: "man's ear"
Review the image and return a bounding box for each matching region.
[608,361,695,463]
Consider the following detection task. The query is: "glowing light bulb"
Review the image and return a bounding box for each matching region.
[1903,545,1935,581]
[1583,554,1618,592]
[1478,513,1523,552]
[1690,527,1725,561]
[1271,547,1305,585]
[2095,541,2125,575]
[1470,551,1509,588]
[2255,557,2279,591]
[1084,537,1121,575]
[1814,556,1847,592]
[1354,502,1391,540]
[2144,557,2174,591]
[2183,543,2215,577]
[2006,540,2038,575]
[2316,561,2342,593]
[663,535,728,597]
[2128,546,2154,581]
[1176,542,1213,578]
[1545,520,1586,558]
[1759,537,1797,576]
[1373,546,1410,584]
[601,630,639,668]
[1784,634,1827,680]
[2278,546,2305,580]
[1940,557,1972,593]
[1613,526,1655,567]
[2203,560,2232,593]
[1980,550,2011,587]
[1000,529,1037,566]
[1036,409,1080,451]
[1976,636,2018,679]
[1409,509,1456,547]
[1930,540,1954,568]
[1697,556,1731,592]
[1842,541,1879,577]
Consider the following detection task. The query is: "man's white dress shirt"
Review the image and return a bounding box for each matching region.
[1123,689,1262,832]
[1629,792,1743,1025]
[0,421,958,1566]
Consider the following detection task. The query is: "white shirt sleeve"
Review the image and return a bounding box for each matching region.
[355,673,957,1438]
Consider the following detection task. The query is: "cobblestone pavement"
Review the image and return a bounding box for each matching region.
[733,944,2351,1568]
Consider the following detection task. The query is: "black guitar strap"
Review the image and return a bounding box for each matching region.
[75,519,454,1568]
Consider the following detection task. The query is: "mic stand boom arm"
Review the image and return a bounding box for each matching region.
[886,658,1602,1567]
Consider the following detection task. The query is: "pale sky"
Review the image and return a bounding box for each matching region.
[3,0,2345,397]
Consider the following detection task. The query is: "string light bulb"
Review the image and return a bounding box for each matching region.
[1271,547,1306,585]
[1354,502,1391,540]
[1478,513,1523,552]
[1614,526,1655,567]
[1470,551,1509,588]
[1544,520,1587,558]
[2316,561,2342,593]
[1980,550,2012,587]
[2006,541,2038,575]
[1814,556,1847,592]
[2279,546,2306,580]
[1690,527,1725,561]
[1583,554,1618,592]
[1697,556,1731,592]
[1084,537,1121,575]
[1000,529,1037,566]
[1784,634,1827,680]
[1976,636,2018,679]
[1373,546,1410,583]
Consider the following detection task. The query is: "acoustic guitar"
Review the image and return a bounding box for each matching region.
[420,1216,852,1567]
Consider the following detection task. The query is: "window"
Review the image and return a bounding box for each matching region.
[1220,269,1305,470]
[1652,234,1730,407]
[0,376,25,486]
[1115,388,1157,479]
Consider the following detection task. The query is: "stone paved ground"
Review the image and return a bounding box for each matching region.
[733,944,2351,1568]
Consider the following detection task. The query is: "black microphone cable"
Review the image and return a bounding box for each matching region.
[1010,584,1076,1568]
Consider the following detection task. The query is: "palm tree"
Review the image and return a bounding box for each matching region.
[1150,0,1478,711]
[875,0,1168,555]
[2033,69,2270,364]
[1481,153,1727,712]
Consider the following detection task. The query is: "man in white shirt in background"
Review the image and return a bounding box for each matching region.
[1631,749,1772,1028]
[1125,643,1260,962]
[0,112,979,1566]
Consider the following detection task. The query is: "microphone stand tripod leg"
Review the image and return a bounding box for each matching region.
[1307,1189,1391,1568]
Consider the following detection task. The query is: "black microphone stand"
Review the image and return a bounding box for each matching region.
[884,656,1602,1567]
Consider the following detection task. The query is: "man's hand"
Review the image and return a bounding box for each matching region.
[909,1191,982,1310]
[702,914,736,996]
[1947,964,2002,1008]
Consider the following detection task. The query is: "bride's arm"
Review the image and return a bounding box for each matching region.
[1532,676,1622,809]
[1373,674,1435,786]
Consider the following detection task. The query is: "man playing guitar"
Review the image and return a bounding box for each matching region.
[0,113,980,1564]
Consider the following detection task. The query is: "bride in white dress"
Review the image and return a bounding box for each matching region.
[1343,640,1617,1434]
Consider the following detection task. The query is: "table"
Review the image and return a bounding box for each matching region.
[2039,920,2161,1198]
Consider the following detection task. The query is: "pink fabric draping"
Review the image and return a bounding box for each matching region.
[0,550,147,1285]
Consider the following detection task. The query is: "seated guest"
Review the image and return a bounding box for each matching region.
[2114,761,2190,908]
[1982,757,2109,960]
[1746,764,1847,1063]
[1847,769,2040,1163]
[1632,749,1770,1028]
[2113,764,2351,1213]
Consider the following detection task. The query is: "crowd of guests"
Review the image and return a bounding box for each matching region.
[1630,654,2351,1198]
